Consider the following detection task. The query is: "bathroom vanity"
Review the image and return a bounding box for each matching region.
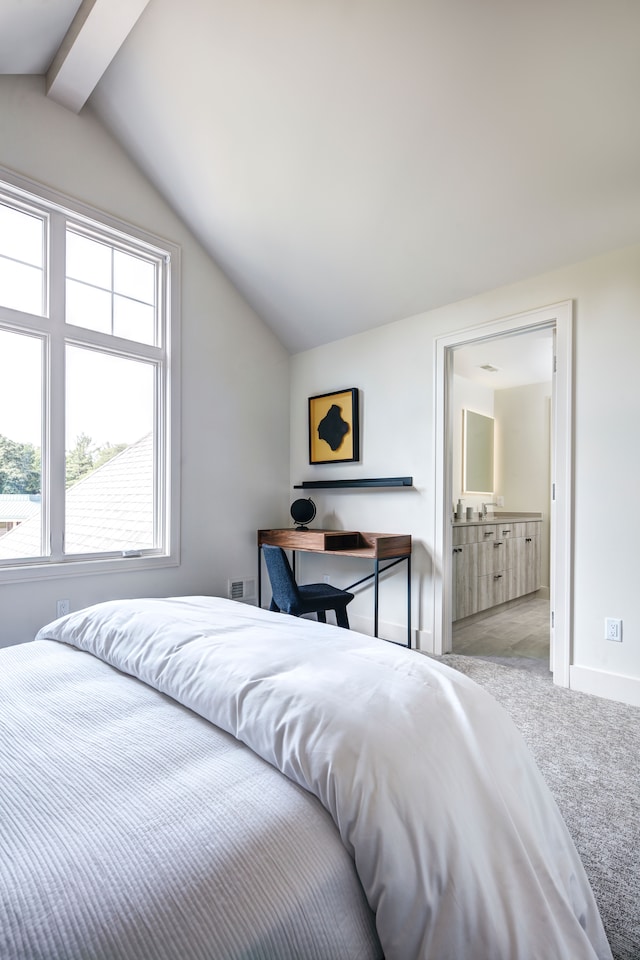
[452,514,542,621]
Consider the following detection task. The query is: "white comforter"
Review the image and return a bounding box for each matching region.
[35,596,612,960]
[2,622,380,960]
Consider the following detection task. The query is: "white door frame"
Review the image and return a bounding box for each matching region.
[432,300,573,686]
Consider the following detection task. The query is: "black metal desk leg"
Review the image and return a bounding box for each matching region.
[374,559,379,637]
[407,555,412,648]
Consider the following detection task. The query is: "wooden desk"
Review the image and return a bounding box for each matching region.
[257,529,412,647]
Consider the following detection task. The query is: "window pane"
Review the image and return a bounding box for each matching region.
[114,250,155,304]
[66,279,112,333]
[0,203,43,266]
[0,329,43,561]
[66,231,111,287]
[65,346,155,555]
[0,258,44,315]
[114,295,155,344]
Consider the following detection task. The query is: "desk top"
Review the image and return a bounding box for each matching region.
[258,528,411,560]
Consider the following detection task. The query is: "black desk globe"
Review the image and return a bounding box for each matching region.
[290,498,316,529]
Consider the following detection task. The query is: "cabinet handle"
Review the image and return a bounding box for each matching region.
[483,531,495,537]
[493,574,503,580]
[502,529,511,535]
[525,537,532,543]
[493,541,503,548]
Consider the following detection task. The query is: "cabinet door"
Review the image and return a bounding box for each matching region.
[523,535,541,593]
[506,533,541,598]
[477,538,507,577]
[452,543,477,620]
[477,571,506,611]
[505,536,525,600]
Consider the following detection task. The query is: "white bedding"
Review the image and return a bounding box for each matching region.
[0,628,380,960]
[31,595,612,960]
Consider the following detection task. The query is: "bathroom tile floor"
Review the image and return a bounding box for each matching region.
[452,595,550,662]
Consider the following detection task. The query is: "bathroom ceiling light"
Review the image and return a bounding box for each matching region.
[479,364,499,372]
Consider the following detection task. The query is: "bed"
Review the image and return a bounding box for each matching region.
[1,596,612,960]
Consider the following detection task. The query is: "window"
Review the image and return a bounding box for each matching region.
[0,201,45,315]
[0,171,180,581]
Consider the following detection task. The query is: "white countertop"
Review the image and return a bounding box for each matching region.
[452,512,542,526]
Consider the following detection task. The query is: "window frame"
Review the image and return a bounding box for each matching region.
[0,166,181,584]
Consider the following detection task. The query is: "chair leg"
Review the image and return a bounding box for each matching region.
[316,610,327,623]
[335,606,350,629]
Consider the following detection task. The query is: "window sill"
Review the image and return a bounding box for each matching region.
[0,552,179,585]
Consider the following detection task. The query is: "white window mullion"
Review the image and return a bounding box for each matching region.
[154,359,165,552]
[110,246,115,336]
[41,210,50,319]
[47,211,67,560]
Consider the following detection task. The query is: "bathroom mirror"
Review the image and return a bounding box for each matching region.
[463,409,494,493]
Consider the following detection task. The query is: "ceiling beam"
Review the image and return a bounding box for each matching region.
[46,0,151,113]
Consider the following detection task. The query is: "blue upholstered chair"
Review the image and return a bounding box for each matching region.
[262,544,354,629]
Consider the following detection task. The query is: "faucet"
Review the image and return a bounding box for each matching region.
[482,501,500,518]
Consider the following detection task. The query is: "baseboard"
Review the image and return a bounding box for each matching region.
[349,613,416,649]
[570,664,640,708]
[415,629,433,652]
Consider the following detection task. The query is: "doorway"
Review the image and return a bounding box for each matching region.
[432,301,573,687]
[451,328,553,667]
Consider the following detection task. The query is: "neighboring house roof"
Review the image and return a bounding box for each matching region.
[0,495,41,523]
[0,434,153,559]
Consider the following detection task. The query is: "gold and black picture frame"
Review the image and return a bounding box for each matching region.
[308,388,360,464]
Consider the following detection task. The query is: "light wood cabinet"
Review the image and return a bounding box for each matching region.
[505,522,541,600]
[452,542,477,620]
[476,536,508,612]
[452,519,541,621]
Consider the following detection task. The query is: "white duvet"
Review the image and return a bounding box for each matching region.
[35,595,612,960]
[2,623,380,960]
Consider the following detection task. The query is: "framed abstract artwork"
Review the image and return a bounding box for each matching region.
[308,388,360,464]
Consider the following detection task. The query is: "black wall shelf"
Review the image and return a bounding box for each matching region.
[294,476,413,490]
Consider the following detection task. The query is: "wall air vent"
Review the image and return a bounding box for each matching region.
[227,578,257,603]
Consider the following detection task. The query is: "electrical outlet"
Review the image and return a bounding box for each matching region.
[605,617,622,642]
[56,599,70,618]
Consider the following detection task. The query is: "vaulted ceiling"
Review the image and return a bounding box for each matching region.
[3,0,640,353]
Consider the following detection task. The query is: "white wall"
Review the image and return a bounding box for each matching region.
[494,382,552,587]
[0,77,290,645]
[3,79,638,704]
[291,243,640,705]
